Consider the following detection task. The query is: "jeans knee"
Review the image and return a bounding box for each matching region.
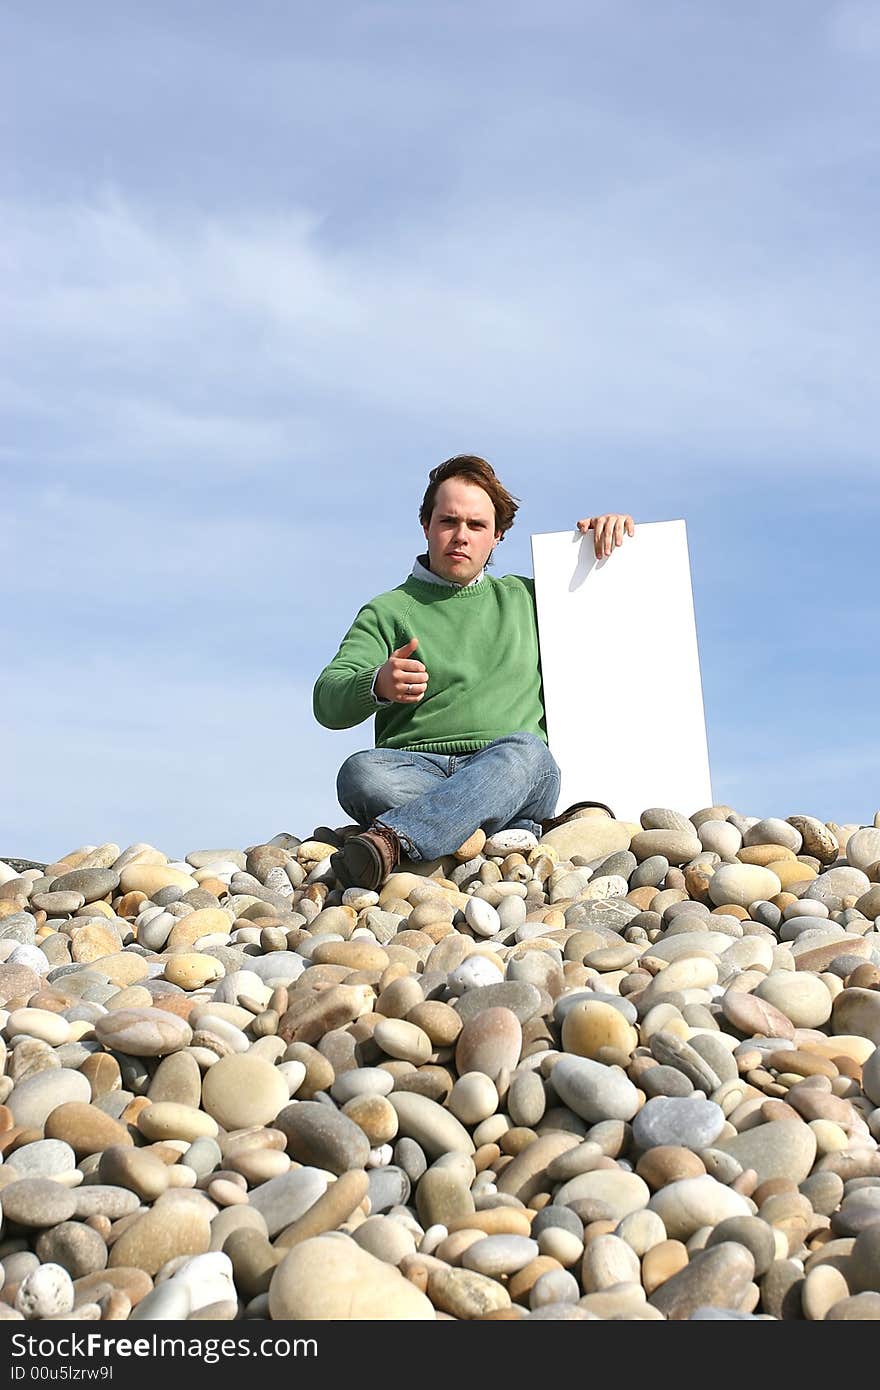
[336,750,375,802]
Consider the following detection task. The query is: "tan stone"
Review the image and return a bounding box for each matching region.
[269,1234,434,1318]
[162,953,223,990]
[771,860,817,888]
[69,924,123,963]
[561,1000,638,1061]
[45,1102,133,1157]
[738,845,796,866]
[118,866,199,896]
[641,1240,689,1297]
[455,830,487,861]
[108,1199,210,1275]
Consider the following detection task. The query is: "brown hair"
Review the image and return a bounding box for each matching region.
[419,455,520,566]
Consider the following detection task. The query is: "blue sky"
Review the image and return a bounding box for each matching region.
[3,1,879,860]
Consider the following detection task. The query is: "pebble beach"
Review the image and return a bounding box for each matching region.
[1,805,880,1322]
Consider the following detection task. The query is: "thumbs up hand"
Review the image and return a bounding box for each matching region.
[374,637,429,704]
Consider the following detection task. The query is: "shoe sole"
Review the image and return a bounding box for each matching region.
[338,839,384,892]
[542,800,616,833]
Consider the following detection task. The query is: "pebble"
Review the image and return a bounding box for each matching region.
[0,804,875,1324]
[269,1235,434,1319]
[633,1097,726,1151]
[15,1262,75,1318]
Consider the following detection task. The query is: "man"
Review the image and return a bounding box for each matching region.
[313,455,634,890]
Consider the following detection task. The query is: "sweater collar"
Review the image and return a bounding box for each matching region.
[411,553,485,589]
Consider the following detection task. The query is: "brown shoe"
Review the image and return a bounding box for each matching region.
[336,822,402,890]
[540,800,615,835]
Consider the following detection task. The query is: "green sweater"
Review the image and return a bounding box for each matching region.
[313,572,547,753]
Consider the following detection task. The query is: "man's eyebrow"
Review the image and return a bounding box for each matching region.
[438,514,488,524]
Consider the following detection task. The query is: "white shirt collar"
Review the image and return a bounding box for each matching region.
[411,553,484,589]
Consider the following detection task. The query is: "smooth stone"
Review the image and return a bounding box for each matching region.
[34,1224,107,1284]
[455,1007,522,1081]
[109,1199,211,1276]
[539,820,632,863]
[698,821,743,859]
[200,1054,290,1130]
[45,1102,133,1156]
[119,866,199,896]
[845,828,880,873]
[49,869,119,902]
[331,1067,395,1105]
[754,972,832,1028]
[415,1165,474,1229]
[374,1019,433,1065]
[862,1048,880,1108]
[484,830,537,856]
[708,864,782,908]
[137,1102,217,1144]
[633,1097,726,1152]
[628,855,669,890]
[462,1235,539,1277]
[650,1242,756,1319]
[6,1139,76,1179]
[642,1065,694,1099]
[825,1293,880,1319]
[720,991,796,1041]
[99,1146,170,1201]
[71,1186,142,1219]
[848,1227,880,1294]
[269,1235,433,1319]
[629,830,702,865]
[831,989,880,1045]
[448,957,505,993]
[555,990,637,1026]
[8,1068,92,1129]
[551,1055,640,1123]
[561,1000,638,1061]
[148,1051,203,1107]
[427,1264,512,1318]
[464,898,501,938]
[800,1264,850,1319]
[448,1073,499,1126]
[554,1170,650,1222]
[2,1178,77,1227]
[454,982,542,1026]
[507,1071,547,1128]
[704,1215,775,1276]
[717,1119,817,1185]
[648,1177,752,1240]
[389,1093,475,1158]
[94,1009,192,1057]
[275,1100,371,1175]
[805,867,871,910]
[367,1166,411,1214]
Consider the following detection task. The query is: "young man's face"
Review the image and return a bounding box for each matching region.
[423,477,502,585]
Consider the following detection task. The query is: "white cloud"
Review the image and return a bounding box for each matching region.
[3,176,878,483]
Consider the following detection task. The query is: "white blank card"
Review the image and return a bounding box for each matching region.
[531,520,712,825]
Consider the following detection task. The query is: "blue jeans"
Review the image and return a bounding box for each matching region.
[336,732,561,862]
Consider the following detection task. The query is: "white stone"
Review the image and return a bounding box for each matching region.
[448,956,504,993]
[15,1264,75,1319]
[464,898,502,938]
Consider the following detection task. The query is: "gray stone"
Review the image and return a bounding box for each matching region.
[551,1055,640,1124]
[632,1097,726,1152]
[454,981,543,1025]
